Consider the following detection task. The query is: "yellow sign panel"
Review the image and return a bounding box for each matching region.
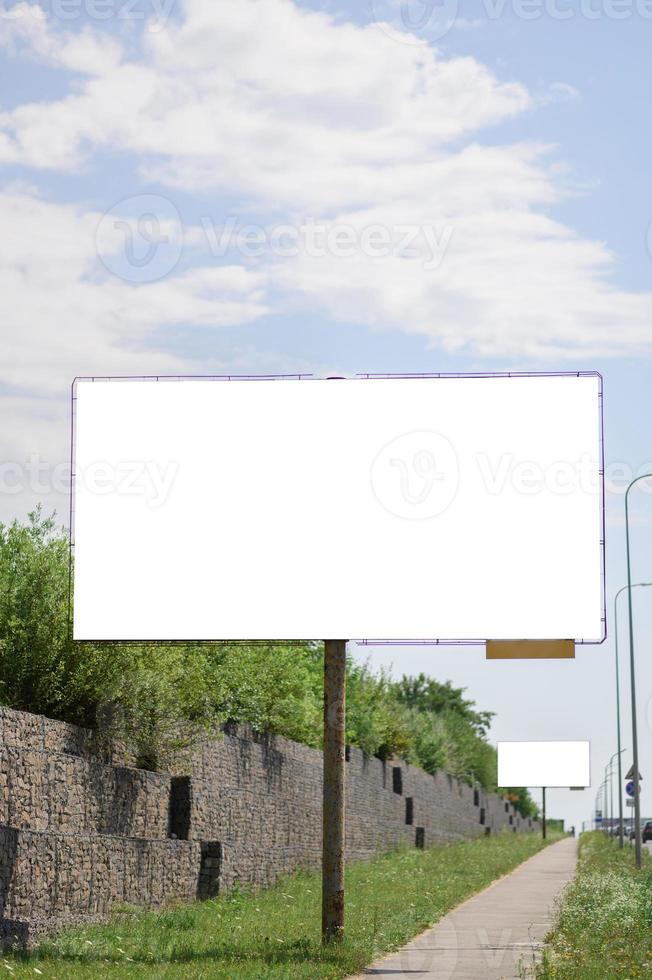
[486,640,575,660]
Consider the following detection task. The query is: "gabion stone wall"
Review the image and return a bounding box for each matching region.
[0,744,171,838]
[170,724,536,891]
[0,826,205,947]
[0,707,538,945]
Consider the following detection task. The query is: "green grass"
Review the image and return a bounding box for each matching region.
[4,832,554,979]
[534,831,652,979]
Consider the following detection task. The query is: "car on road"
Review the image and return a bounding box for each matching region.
[628,822,652,842]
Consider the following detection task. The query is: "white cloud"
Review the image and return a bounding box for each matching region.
[0,0,651,382]
[0,186,268,393]
[0,3,122,73]
[0,0,531,194]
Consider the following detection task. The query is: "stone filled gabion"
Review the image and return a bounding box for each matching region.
[0,707,537,946]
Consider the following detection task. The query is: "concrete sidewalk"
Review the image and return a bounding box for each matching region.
[351,836,577,980]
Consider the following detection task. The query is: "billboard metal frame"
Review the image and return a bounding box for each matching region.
[69,371,606,646]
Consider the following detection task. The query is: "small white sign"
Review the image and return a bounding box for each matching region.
[498,740,591,789]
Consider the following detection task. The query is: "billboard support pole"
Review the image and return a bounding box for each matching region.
[322,639,347,944]
[542,787,546,839]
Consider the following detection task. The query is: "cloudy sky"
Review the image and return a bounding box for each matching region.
[2,0,652,829]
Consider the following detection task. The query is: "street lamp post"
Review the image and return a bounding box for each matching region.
[614,582,652,849]
[624,473,652,870]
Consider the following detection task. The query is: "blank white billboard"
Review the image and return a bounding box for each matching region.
[498,740,591,788]
[71,374,603,642]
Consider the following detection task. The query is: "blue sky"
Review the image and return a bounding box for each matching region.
[2,0,652,828]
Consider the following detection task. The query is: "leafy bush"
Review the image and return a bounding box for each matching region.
[208,641,324,747]
[0,508,94,722]
[0,509,534,811]
[97,643,225,770]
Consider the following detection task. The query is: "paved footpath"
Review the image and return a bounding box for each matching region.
[351,836,577,980]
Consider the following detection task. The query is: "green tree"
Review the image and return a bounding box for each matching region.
[498,786,540,819]
[393,674,494,735]
[97,643,224,769]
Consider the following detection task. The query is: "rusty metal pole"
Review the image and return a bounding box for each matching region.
[322,639,347,944]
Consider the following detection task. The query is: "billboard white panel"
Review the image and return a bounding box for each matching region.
[498,740,591,788]
[71,374,603,642]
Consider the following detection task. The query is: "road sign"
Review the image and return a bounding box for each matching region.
[627,800,635,807]
[626,765,643,781]
[595,810,603,822]
[71,373,604,643]
[626,780,635,798]
[497,741,591,789]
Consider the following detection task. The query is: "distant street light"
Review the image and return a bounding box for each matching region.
[595,776,608,831]
[606,758,614,831]
[624,473,652,869]
[606,750,626,836]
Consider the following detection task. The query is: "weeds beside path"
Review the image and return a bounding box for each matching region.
[6,832,555,979]
[534,831,652,979]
